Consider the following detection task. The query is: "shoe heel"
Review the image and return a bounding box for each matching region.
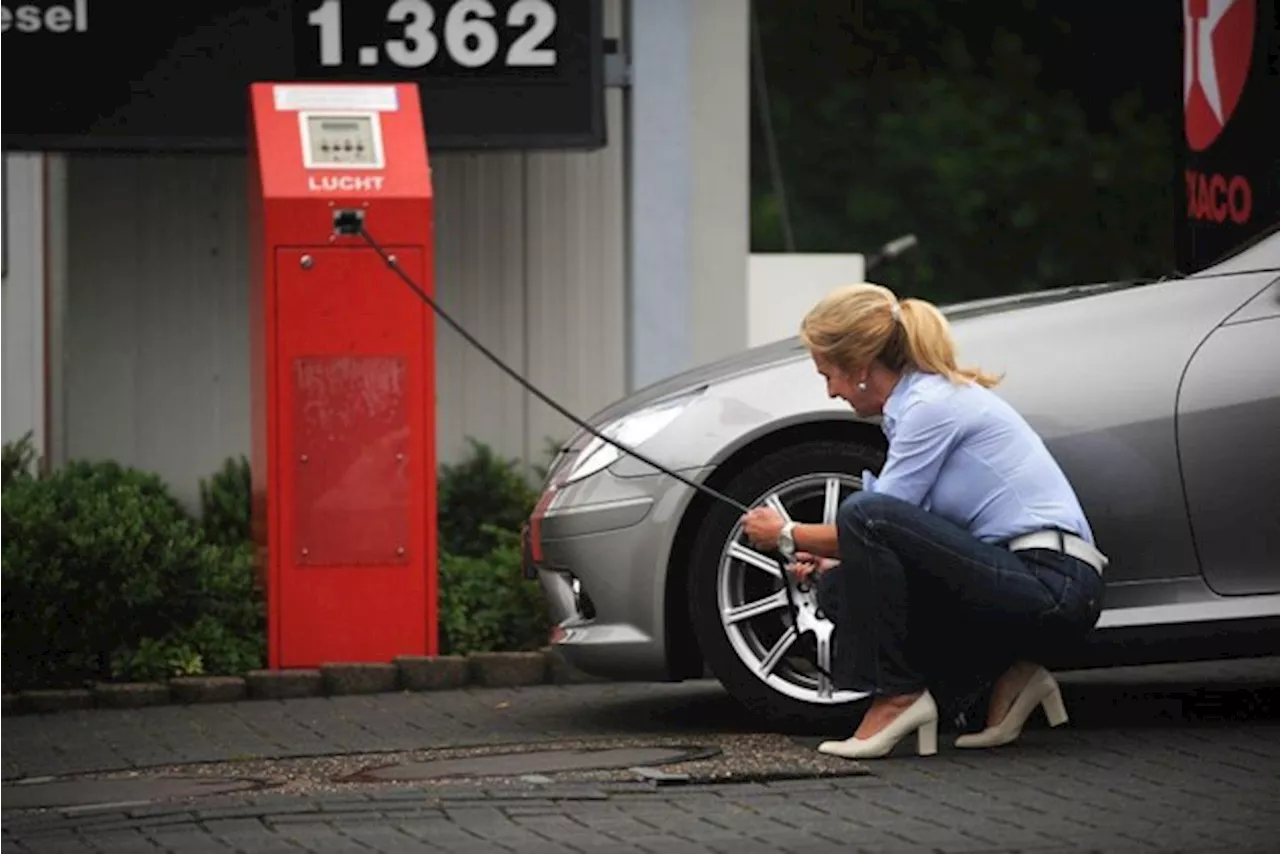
[1041,684,1068,728]
[916,718,938,756]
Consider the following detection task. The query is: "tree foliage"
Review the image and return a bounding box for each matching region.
[751,0,1176,302]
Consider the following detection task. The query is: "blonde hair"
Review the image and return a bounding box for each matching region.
[798,282,1002,388]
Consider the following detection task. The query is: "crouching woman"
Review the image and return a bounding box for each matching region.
[742,282,1107,759]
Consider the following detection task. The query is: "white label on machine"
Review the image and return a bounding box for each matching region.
[307,175,385,192]
[273,84,399,112]
[299,112,385,170]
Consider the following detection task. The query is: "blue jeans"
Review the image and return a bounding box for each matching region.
[816,490,1104,721]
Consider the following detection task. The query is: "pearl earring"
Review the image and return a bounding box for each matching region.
[857,381,868,391]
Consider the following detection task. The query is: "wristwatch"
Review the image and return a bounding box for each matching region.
[778,521,798,559]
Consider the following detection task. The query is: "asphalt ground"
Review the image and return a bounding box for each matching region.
[3,657,1279,853]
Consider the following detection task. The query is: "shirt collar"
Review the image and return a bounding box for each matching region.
[879,370,918,437]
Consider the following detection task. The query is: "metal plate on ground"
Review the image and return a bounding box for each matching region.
[1,776,260,811]
[348,746,720,782]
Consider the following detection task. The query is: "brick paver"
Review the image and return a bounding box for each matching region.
[2,681,755,780]
[4,658,1279,852]
[4,756,1278,853]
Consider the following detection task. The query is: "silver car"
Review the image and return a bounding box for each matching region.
[525,225,1280,727]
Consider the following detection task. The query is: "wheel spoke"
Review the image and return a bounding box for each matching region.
[756,625,799,676]
[722,589,789,625]
[823,477,843,525]
[728,542,783,579]
[765,493,792,522]
[813,624,835,699]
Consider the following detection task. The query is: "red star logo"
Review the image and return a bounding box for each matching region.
[1183,0,1256,152]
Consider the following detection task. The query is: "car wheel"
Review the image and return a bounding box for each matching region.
[687,437,886,730]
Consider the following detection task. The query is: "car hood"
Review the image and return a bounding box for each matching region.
[571,280,1132,439]
[582,336,811,428]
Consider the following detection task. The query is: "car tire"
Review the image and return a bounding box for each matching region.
[686,437,886,732]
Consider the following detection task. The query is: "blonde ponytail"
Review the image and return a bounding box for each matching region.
[897,299,1002,388]
[799,283,1001,388]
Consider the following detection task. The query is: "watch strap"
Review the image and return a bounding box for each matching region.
[779,521,798,557]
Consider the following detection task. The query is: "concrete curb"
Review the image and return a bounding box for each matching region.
[2,647,604,716]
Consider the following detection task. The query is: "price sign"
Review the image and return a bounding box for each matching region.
[1,0,604,153]
[300,0,562,72]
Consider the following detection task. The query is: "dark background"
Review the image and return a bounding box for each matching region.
[749,0,1279,301]
[0,0,604,151]
[2,0,1275,297]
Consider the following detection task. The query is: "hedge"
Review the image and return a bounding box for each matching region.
[0,433,555,691]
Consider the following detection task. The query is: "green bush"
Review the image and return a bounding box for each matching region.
[438,525,551,655]
[199,454,252,549]
[1,454,264,688]
[434,439,559,655]
[2,431,39,487]
[0,434,560,689]
[438,438,538,559]
[108,540,264,682]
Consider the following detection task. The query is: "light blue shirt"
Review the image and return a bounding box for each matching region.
[861,370,1096,545]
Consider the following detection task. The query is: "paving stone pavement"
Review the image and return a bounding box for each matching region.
[4,657,1280,853]
[2,680,758,781]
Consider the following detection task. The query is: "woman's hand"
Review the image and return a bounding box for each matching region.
[741,509,843,563]
[741,507,786,549]
[790,551,840,582]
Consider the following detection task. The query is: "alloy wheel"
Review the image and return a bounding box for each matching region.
[715,471,869,706]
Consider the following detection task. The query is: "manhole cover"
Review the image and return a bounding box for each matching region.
[350,746,719,782]
[2,776,259,811]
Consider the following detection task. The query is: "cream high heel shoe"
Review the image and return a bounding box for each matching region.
[954,666,1068,749]
[818,690,939,759]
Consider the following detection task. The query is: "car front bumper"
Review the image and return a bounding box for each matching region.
[523,465,712,682]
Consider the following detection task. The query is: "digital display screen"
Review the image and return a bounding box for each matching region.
[302,113,383,168]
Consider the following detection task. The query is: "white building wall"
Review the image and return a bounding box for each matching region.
[688,0,749,370]
[431,90,627,475]
[626,0,749,388]
[746,253,866,347]
[64,154,254,499]
[2,154,48,462]
[59,0,627,508]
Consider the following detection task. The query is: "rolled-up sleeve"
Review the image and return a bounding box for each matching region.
[863,399,962,507]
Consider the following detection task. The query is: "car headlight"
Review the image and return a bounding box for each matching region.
[562,389,703,484]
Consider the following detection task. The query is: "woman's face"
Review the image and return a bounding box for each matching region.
[813,353,875,413]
